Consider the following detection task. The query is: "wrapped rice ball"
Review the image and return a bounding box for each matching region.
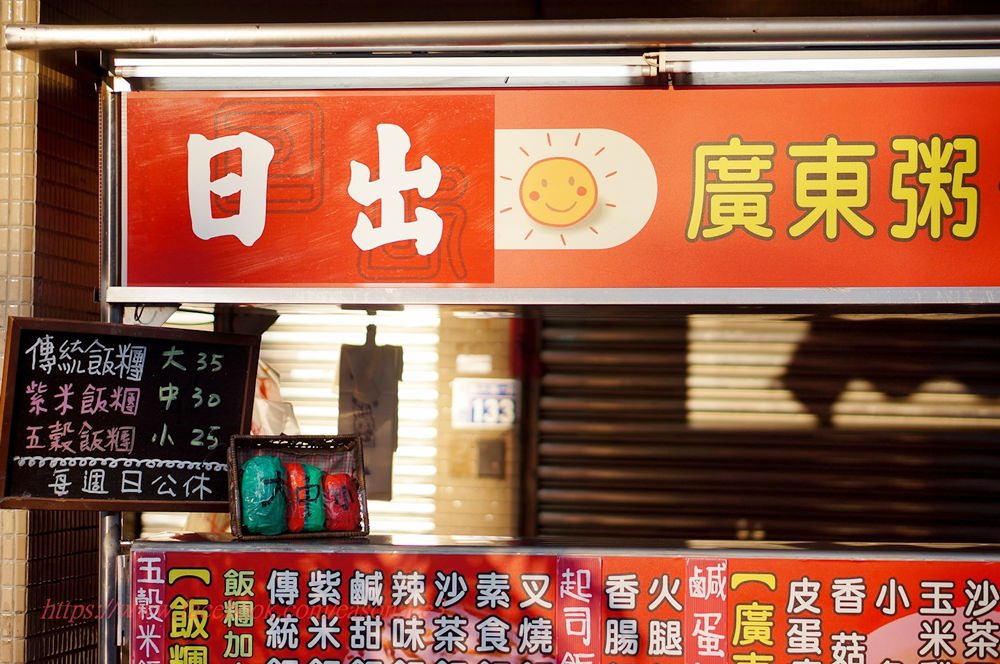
[286,462,325,533]
[241,455,287,536]
[322,473,361,532]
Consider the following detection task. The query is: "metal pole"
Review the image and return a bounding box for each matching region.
[98,79,123,664]
[5,16,1000,53]
[98,512,122,664]
[100,79,120,327]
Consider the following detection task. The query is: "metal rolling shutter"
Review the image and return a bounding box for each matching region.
[526,309,1000,543]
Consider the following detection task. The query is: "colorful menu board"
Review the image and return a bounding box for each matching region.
[130,544,1000,664]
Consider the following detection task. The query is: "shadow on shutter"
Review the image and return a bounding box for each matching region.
[527,309,1000,544]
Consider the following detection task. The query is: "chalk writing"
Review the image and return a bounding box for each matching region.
[1,318,257,507]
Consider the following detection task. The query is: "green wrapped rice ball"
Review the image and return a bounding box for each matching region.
[241,455,287,536]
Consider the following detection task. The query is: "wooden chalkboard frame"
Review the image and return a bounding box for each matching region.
[0,317,260,511]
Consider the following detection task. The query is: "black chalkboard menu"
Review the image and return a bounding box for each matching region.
[0,317,259,510]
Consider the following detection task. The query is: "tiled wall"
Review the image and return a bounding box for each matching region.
[1,1,100,662]
[434,311,520,536]
[0,511,27,664]
[0,1,38,661]
[0,0,37,322]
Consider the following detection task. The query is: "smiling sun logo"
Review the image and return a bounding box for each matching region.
[519,157,598,227]
[496,129,657,250]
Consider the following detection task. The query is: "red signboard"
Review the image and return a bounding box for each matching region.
[129,545,1000,664]
[123,86,1000,292]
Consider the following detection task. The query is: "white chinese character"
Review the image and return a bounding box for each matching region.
[183,473,212,500]
[831,577,866,615]
[692,612,724,657]
[917,618,956,658]
[349,570,384,607]
[267,569,301,606]
[135,623,161,657]
[519,574,553,610]
[689,562,727,600]
[560,654,594,664]
[648,574,683,612]
[605,573,640,610]
[787,617,822,655]
[85,340,113,376]
[391,570,427,607]
[434,570,469,609]
[391,615,426,651]
[134,587,164,624]
[152,473,176,497]
[348,123,443,256]
[875,578,911,616]
[431,614,469,653]
[306,613,342,650]
[119,344,146,382]
[648,620,682,656]
[136,557,165,584]
[187,131,275,247]
[308,569,342,606]
[830,631,867,664]
[265,612,300,649]
[57,339,84,374]
[349,614,384,650]
[563,606,591,646]
[604,618,639,655]
[516,616,553,654]
[82,468,108,495]
[920,580,955,615]
[475,615,512,653]
[964,619,1000,659]
[48,468,71,497]
[560,569,592,602]
[476,572,511,609]
[787,577,822,614]
[965,579,1000,617]
[25,334,57,373]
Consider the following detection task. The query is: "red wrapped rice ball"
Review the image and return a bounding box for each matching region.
[285,462,325,533]
[322,473,361,531]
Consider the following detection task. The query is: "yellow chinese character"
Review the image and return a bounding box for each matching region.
[222,599,255,628]
[788,136,876,240]
[688,136,776,241]
[223,631,253,659]
[731,572,777,591]
[732,601,774,647]
[890,135,978,240]
[223,569,255,597]
[168,567,212,586]
[168,643,209,664]
[168,596,210,639]
[732,653,775,664]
